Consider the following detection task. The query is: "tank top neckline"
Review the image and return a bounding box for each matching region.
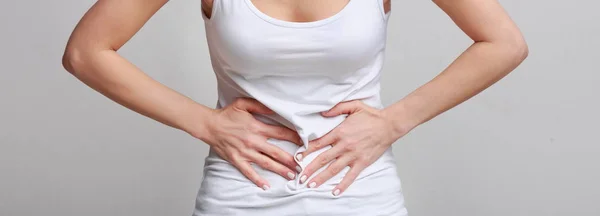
[242,0,354,28]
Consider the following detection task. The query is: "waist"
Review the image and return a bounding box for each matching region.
[203,138,398,192]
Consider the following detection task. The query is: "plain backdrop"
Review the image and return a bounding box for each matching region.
[1,0,599,215]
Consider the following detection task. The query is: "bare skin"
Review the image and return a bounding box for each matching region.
[297,0,528,196]
[64,0,527,195]
[61,0,303,190]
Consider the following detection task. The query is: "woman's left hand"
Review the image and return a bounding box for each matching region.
[297,100,411,196]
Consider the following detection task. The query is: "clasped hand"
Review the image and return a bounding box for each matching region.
[296,100,406,196]
[199,98,408,195]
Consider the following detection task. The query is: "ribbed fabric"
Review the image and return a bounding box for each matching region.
[194,0,407,215]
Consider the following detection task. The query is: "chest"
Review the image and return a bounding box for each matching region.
[206,0,388,79]
[246,0,352,23]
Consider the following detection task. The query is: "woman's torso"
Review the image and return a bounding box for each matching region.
[194,0,407,215]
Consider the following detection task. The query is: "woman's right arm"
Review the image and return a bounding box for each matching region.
[62,0,302,189]
[62,0,210,138]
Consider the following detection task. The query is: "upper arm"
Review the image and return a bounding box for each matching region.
[64,0,169,52]
[432,0,526,46]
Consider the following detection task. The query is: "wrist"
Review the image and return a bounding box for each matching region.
[179,102,216,142]
[382,101,421,137]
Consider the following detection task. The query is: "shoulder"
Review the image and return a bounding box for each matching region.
[202,0,214,6]
[201,0,214,18]
[383,0,391,14]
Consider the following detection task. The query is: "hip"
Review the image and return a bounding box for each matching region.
[194,138,407,215]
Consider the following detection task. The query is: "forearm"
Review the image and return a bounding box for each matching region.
[63,49,212,138]
[385,40,528,134]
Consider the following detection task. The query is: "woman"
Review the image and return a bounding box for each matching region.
[62,0,528,215]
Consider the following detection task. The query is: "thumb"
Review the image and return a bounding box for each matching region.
[234,98,275,115]
[321,100,363,117]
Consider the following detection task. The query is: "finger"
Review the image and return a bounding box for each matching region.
[332,164,365,196]
[234,97,274,115]
[302,131,339,159]
[321,100,363,117]
[232,159,271,190]
[249,151,297,181]
[305,155,352,189]
[299,145,344,184]
[257,122,303,146]
[256,141,300,173]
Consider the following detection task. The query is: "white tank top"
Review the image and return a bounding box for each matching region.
[195,1,407,215]
[204,0,390,147]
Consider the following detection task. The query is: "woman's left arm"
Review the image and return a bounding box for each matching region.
[300,0,528,196]
[385,0,529,134]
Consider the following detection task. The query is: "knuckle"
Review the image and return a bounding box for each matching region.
[354,156,367,165]
[281,154,294,165]
[311,140,321,148]
[248,122,263,134]
[269,151,282,162]
[318,156,330,167]
[242,138,255,148]
[238,149,252,158]
[351,154,363,163]
[343,143,358,152]
[224,151,237,160]
[345,137,359,144]
[329,164,343,174]
[337,127,350,136]
[233,98,245,106]
[259,160,271,170]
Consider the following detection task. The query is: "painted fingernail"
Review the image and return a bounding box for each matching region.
[296,153,303,161]
[262,185,270,191]
[333,189,341,196]
[308,182,317,188]
[300,175,307,183]
[295,166,302,173]
[287,172,295,179]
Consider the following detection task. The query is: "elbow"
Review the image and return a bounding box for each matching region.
[480,33,529,65]
[62,47,84,75]
[505,34,529,64]
[513,38,529,63]
[62,44,101,77]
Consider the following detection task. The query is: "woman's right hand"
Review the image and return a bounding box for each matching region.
[199,97,303,190]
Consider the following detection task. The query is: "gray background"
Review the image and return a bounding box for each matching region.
[1,0,598,215]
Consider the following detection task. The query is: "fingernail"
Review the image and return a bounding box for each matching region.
[295,153,303,161]
[262,185,270,191]
[295,166,302,173]
[287,172,295,179]
[333,189,341,196]
[300,175,307,183]
[308,182,317,188]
